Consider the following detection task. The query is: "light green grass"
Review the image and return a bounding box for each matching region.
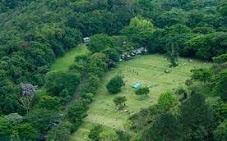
[36,44,89,95]
[70,55,212,141]
[50,44,89,72]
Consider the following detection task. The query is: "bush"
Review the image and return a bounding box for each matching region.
[38,95,61,110]
[135,87,150,95]
[158,92,177,111]
[88,125,103,141]
[12,122,38,141]
[213,54,227,64]
[88,34,113,53]
[215,70,227,102]
[25,109,61,133]
[102,48,120,62]
[0,117,11,139]
[47,121,72,141]
[99,129,119,141]
[113,96,127,110]
[67,101,88,131]
[45,72,80,97]
[106,76,124,94]
[213,120,227,141]
[191,68,212,83]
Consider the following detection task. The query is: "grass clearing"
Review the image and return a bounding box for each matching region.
[50,44,89,72]
[70,55,212,141]
[36,44,89,95]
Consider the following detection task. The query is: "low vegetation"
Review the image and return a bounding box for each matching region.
[0,0,226,140]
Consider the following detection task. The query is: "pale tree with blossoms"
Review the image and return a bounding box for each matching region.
[19,83,37,114]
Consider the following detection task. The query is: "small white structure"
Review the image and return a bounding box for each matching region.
[83,37,90,44]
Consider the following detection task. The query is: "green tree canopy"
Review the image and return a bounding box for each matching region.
[106,75,124,94]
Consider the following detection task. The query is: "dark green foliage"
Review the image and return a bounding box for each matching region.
[83,74,100,93]
[212,99,225,125]
[87,53,108,77]
[47,121,72,141]
[88,125,103,141]
[191,68,212,83]
[0,117,11,140]
[186,32,227,60]
[106,75,124,94]
[180,92,214,140]
[135,87,150,95]
[141,113,183,141]
[158,92,177,111]
[25,109,61,134]
[45,72,80,98]
[0,79,21,114]
[88,34,113,53]
[167,44,178,67]
[192,26,215,34]
[213,120,227,141]
[128,104,166,132]
[155,8,187,28]
[214,70,227,101]
[213,54,227,64]
[0,0,226,140]
[102,48,120,62]
[37,95,61,110]
[121,16,155,47]
[67,101,88,131]
[175,87,188,101]
[116,130,131,141]
[113,96,127,110]
[12,122,38,141]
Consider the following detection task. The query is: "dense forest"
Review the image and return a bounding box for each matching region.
[0,0,226,141]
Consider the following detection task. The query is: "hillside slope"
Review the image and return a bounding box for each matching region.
[71,55,212,141]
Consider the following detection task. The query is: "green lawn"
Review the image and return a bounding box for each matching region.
[36,44,89,95]
[70,55,212,141]
[50,44,89,72]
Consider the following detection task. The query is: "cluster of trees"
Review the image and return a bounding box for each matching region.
[107,75,125,94]
[88,125,130,141]
[129,59,227,141]
[0,0,135,115]
[0,0,226,140]
[0,0,135,140]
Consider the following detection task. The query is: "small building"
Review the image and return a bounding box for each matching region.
[83,37,90,44]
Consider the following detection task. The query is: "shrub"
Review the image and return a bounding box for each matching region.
[191,68,212,83]
[38,95,61,110]
[106,76,124,94]
[47,121,72,141]
[88,125,103,141]
[135,87,150,95]
[88,34,113,53]
[113,96,127,110]
[45,72,80,97]
[158,92,177,111]
[213,120,227,141]
[67,101,88,131]
[12,122,38,141]
[213,54,227,64]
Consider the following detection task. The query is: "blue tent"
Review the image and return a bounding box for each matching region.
[131,82,142,90]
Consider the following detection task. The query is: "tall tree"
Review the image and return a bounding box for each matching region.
[142,113,183,141]
[180,91,214,140]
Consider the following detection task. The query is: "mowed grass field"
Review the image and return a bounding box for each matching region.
[70,55,212,141]
[50,44,89,72]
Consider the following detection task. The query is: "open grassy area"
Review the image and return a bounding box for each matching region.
[50,44,89,72]
[70,55,212,141]
[37,44,89,95]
